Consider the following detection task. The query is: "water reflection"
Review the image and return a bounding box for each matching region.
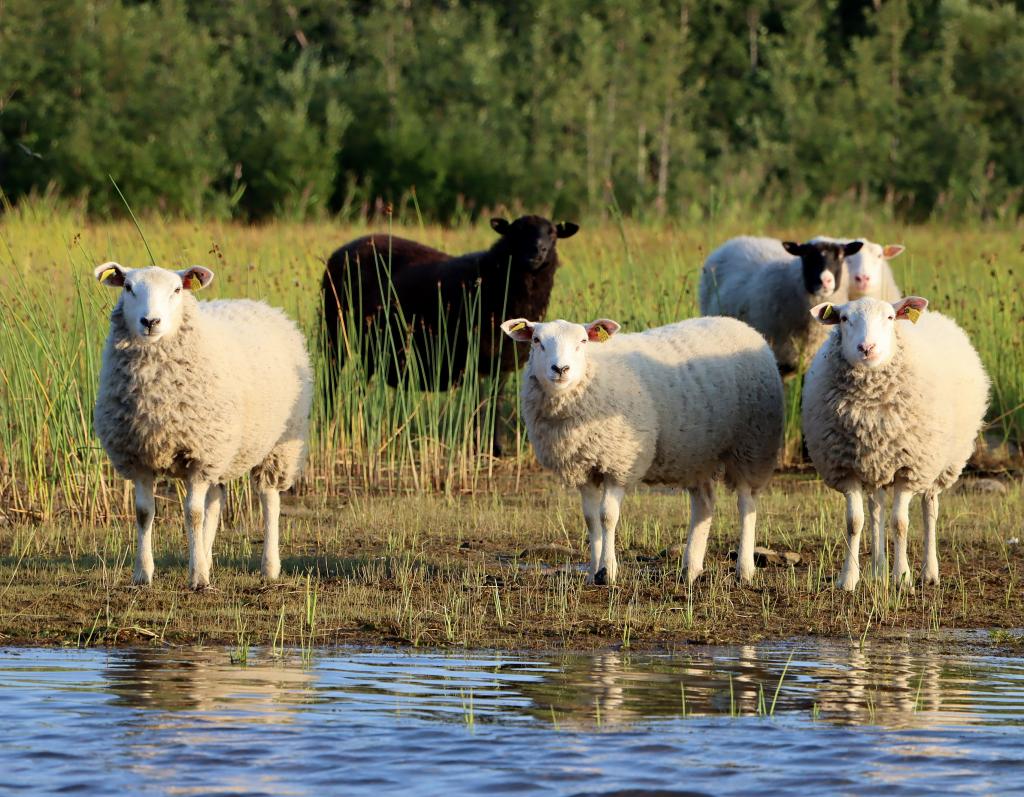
[0,638,1022,796]
[516,640,1004,729]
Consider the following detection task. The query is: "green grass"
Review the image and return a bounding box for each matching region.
[1,201,1021,525]
[0,202,1022,649]
[1,474,1020,648]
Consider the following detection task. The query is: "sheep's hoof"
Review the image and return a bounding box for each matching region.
[191,581,217,593]
[132,570,153,587]
[593,567,608,586]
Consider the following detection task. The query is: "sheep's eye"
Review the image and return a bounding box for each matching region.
[532,337,539,344]
[840,316,848,323]
[580,338,587,344]
[887,315,895,320]
[174,286,182,295]
[124,283,133,294]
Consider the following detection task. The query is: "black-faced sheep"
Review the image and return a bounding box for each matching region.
[321,215,578,392]
[699,236,863,374]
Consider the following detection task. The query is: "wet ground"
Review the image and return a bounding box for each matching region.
[2,636,1023,795]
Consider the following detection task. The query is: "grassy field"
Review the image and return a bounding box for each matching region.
[0,202,1022,648]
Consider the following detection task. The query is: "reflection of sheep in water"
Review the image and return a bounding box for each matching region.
[93,263,312,589]
[502,315,784,585]
[104,649,314,721]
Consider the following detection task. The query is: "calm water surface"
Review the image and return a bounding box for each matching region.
[2,637,1023,795]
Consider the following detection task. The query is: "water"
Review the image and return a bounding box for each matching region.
[2,637,1023,795]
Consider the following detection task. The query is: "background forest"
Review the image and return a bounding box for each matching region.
[2,0,1022,223]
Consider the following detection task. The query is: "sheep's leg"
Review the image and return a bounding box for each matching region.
[260,487,282,580]
[735,485,758,583]
[921,492,940,586]
[597,483,626,585]
[837,486,864,591]
[132,473,156,586]
[185,480,211,589]
[867,488,887,581]
[203,484,223,577]
[891,485,914,590]
[683,481,716,584]
[580,482,603,584]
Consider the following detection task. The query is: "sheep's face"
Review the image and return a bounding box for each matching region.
[783,240,863,300]
[491,215,579,271]
[847,240,905,299]
[811,296,928,369]
[95,263,214,342]
[500,317,619,393]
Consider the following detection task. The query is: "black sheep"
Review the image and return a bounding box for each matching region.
[321,215,578,392]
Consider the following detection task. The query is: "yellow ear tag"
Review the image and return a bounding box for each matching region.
[594,325,610,342]
[821,304,834,320]
[905,307,921,323]
[100,268,117,283]
[509,321,527,333]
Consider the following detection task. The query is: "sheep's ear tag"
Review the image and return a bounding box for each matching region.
[593,325,610,342]
[100,267,117,283]
[905,307,921,323]
[509,321,527,333]
[821,304,834,320]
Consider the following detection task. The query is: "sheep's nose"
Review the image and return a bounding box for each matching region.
[855,274,870,285]
[858,342,876,354]
[141,317,161,331]
[551,364,569,377]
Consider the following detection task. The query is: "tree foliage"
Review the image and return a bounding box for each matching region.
[1,0,1021,221]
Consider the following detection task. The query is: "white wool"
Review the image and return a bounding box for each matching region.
[503,315,784,585]
[699,236,850,373]
[93,263,313,589]
[801,297,989,590]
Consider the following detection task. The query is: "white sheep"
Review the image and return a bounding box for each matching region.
[801,296,989,590]
[501,315,784,585]
[811,236,904,300]
[93,263,313,589]
[699,236,862,374]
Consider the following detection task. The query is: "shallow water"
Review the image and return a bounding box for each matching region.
[2,637,1023,795]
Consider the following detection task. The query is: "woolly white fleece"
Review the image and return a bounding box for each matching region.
[519,316,784,583]
[699,236,850,372]
[96,296,311,489]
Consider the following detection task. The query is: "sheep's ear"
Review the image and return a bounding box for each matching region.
[843,241,864,256]
[500,318,534,342]
[882,244,905,259]
[586,319,620,342]
[177,266,214,291]
[94,262,126,287]
[556,222,579,239]
[893,296,927,323]
[810,302,841,325]
[490,218,510,235]
[782,241,803,257]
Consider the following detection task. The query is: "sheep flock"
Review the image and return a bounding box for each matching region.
[93,225,991,596]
